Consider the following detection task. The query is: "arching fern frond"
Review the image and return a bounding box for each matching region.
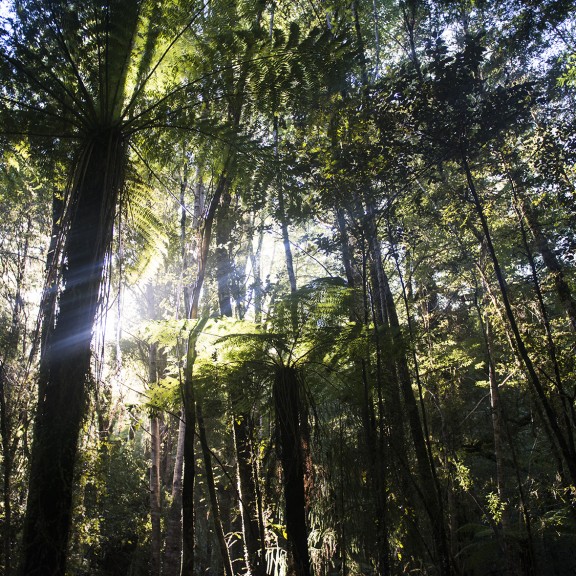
[121,170,169,283]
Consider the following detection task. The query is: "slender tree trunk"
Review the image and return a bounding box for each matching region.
[19,133,124,576]
[190,171,230,319]
[273,116,297,296]
[360,197,452,573]
[215,188,266,576]
[335,208,357,290]
[196,403,234,576]
[462,152,576,489]
[0,214,32,576]
[485,317,508,525]
[232,405,266,576]
[473,286,516,572]
[512,198,576,453]
[249,219,265,324]
[0,363,13,576]
[346,222,391,573]
[150,411,162,576]
[215,190,234,318]
[164,168,195,576]
[476,262,569,484]
[177,162,225,576]
[147,283,162,576]
[476,267,538,570]
[180,317,207,576]
[519,192,576,332]
[164,412,186,576]
[384,265,451,575]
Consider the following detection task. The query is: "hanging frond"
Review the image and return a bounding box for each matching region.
[122,172,169,282]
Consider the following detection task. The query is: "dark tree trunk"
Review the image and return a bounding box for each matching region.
[362,202,451,574]
[273,366,311,576]
[382,265,452,574]
[180,166,226,576]
[196,402,234,576]
[19,133,124,576]
[180,318,207,576]
[232,396,266,576]
[180,396,196,576]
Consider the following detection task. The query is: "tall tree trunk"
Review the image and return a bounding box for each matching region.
[164,163,203,575]
[338,212,391,572]
[516,186,576,332]
[249,219,265,324]
[0,363,13,576]
[180,317,207,576]
[512,197,576,454]
[215,190,234,318]
[273,116,297,297]
[150,411,162,576]
[363,200,451,574]
[474,286,514,571]
[147,284,162,576]
[475,261,569,485]
[174,162,225,576]
[274,366,311,576]
[215,187,266,576]
[462,152,576,490]
[164,412,186,576]
[19,133,124,576]
[0,213,32,576]
[383,268,450,567]
[196,403,234,576]
[232,405,266,576]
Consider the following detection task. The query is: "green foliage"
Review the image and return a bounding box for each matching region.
[2,0,576,574]
[71,432,151,576]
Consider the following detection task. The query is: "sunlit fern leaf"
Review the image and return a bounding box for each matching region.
[122,173,168,282]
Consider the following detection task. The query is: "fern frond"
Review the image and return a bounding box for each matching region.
[122,171,169,282]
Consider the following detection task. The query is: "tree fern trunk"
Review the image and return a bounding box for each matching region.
[19,133,124,576]
[273,366,311,576]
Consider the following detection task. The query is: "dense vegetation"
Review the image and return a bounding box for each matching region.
[0,0,575,575]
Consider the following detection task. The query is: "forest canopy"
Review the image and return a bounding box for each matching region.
[0,0,575,575]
